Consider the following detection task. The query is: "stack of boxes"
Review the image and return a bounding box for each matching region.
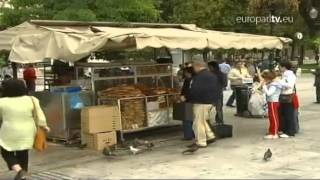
[81,105,121,151]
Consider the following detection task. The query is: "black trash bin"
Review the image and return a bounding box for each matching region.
[235,86,250,115]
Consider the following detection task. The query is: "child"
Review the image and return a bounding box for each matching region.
[261,70,282,139]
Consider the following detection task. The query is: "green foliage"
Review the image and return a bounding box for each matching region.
[0,0,160,26]
[248,0,300,16]
[171,0,249,30]
[312,37,320,47]
[53,8,96,21]
[158,0,177,22]
[95,0,159,22]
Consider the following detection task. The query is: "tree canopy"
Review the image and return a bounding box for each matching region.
[160,0,250,31]
[0,0,160,26]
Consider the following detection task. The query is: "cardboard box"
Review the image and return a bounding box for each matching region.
[83,131,117,151]
[81,106,121,133]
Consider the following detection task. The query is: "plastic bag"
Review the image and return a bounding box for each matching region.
[70,93,84,109]
[248,91,267,116]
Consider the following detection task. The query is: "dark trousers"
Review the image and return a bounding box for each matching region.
[215,94,224,124]
[316,86,320,103]
[294,109,300,133]
[25,80,36,93]
[226,88,235,106]
[280,102,296,136]
[0,147,29,171]
[183,120,194,139]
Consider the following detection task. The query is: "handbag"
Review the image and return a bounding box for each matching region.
[209,123,233,139]
[172,102,194,121]
[279,94,294,103]
[30,97,48,152]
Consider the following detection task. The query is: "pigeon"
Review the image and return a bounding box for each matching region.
[129,146,144,155]
[102,145,116,156]
[263,148,272,161]
[133,138,154,149]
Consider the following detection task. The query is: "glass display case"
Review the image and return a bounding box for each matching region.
[75,62,173,94]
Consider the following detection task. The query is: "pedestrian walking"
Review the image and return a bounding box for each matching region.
[184,60,220,152]
[260,70,282,139]
[0,79,49,180]
[278,61,297,138]
[312,67,320,103]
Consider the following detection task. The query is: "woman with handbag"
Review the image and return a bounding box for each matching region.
[0,79,49,180]
[278,61,297,138]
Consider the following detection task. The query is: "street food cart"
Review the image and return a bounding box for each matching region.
[74,62,179,141]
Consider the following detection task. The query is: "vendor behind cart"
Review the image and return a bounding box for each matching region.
[226,60,251,107]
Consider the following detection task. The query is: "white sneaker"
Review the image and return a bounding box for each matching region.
[279,134,289,138]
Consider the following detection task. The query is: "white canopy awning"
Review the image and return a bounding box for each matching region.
[205,30,291,50]
[0,21,292,63]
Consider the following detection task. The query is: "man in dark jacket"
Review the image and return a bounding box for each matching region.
[208,61,228,124]
[185,60,220,152]
[180,67,195,140]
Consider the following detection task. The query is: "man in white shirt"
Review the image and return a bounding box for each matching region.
[280,69,296,95]
[226,61,251,107]
[278,61,297,138]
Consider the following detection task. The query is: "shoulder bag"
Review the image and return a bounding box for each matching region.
[30,97,48,152]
